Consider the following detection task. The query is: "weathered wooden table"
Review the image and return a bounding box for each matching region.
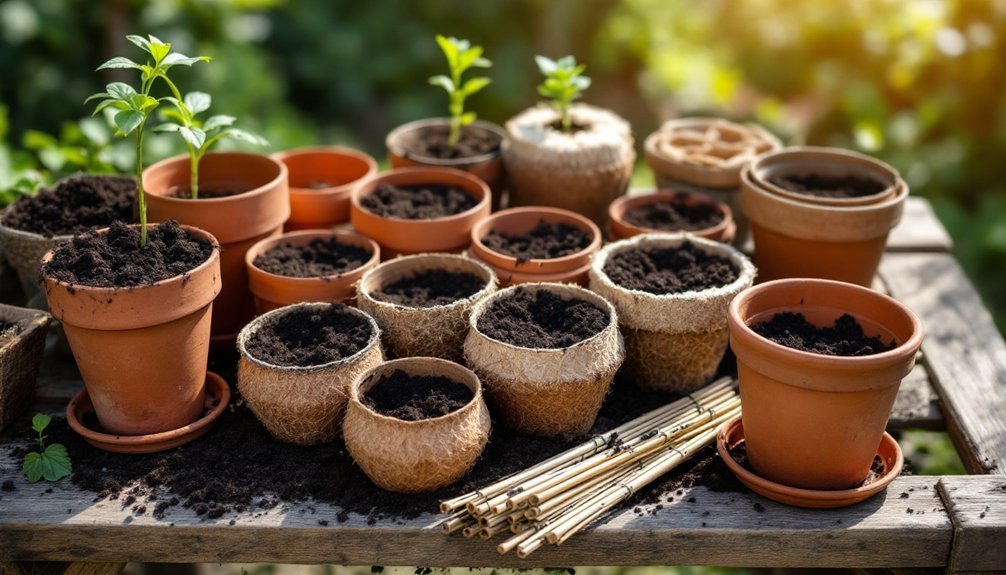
[2,197,1005,574]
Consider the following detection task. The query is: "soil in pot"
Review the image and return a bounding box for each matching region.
[750,312,896,357]
[2,175,134,237]
[360,183,477,219]
[361,369,473,421]
[370,269,485,308]
[765,173,886,200]
[252,237,371,278]
[0,321,20,341]
[482,220,593,264]
[623,195,725,232]
[243,304,372,367]
[476,287,608,349]
[602,241,740,295]
[402,125,502,160]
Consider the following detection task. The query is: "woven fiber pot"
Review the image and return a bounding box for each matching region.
[607,190,736,243]
[729,278,923,490]
[0,304,51,431]
[274,146,378,231]
[464,283,624,437]
[589,234,755,393]
[343,356,491,493]
[356,253,497,362]
[503,104,635,226]
[749,146,900,207]
[237,303,384,445]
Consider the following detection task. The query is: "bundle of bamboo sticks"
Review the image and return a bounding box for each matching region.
[438,377,740,558]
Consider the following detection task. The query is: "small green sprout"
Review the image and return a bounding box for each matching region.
[429,35,492,149]
[22,413,71,484]
[535,55,591,133]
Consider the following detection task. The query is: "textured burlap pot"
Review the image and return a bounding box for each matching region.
[464,283,624,437]
[0,303,51,431]
[356,253,497,362]
[343,356,491,494]
[589,234,756,393]
[503,104,635,226]
[237,303,384,445]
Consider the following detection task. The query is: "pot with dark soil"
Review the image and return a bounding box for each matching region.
[343,356,491,493]
[590,234,755,393]
[357,253,496,362]
[273,146,378,231]
[464,283,624,437]
[0,303,51,431]
[728,278,923,491]
[245,230,380,313]
[607,190,736,243]
[237,302,384,445]
[750,147,900,207]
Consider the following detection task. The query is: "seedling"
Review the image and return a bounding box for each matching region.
[535,55,591,133]
[429,35,492,149]
[85,34,210,247]
[22,413,71,483]
[156,92,267,199]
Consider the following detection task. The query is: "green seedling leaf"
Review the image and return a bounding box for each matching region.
[535,54,590,132]
[148,36,171,63]
[222,128,268,146]
[97,57,140,71]
[23,451,44,483]
[535,55,557,75]
[178,126,206,149]
[161,53,211,68]
[202,114,235,131]
[40,444,72,482]
[461,77,491,97]
[429,75,454,94]
[125,34,151,53]
[31,413,51,434]
[184,92,212,115]
[114,110,144,136]
[430,33,492,149]
[23,412,71,483]
[460,111,477,126]
[106,82,137,101]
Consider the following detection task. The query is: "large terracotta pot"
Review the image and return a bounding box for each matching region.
[273,146,378,231]
[143,152,289,345]
[607,190,736,243]
[728,278,923,490]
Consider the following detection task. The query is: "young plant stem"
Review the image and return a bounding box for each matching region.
[448,69,463,148]
[189,146,200,199]
[561,101,571,132]
[135,125,148,248]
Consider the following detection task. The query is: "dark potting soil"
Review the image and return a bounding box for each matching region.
[476,287,608,349]
[360,184,477,219]
[751,312,896,357]
[623,197,725,232]
[370,269,485,308]
[362,369,473,421]
[603,241,740,295]
[766,173,887,199]
[2,175,135,238]
[482,220,593,264]
[402,125,501,160]
[40,220,213,288]
[0,321,20,340]
[244,303,372,367]
[252,238,372,278]
[547,120,591,134]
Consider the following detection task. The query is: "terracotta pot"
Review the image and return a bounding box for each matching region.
[749,147,900,207]
[468,206,601,287]
[728,278,923,490]
[273,146,378,231]
[0,303,51,431]
[143,152,289,345]
[607,190,736,243]
[40,225,222,436]
[740,167,907,287]
[387,118,506,211]
[245,230,380,313]
[350,167,490,258]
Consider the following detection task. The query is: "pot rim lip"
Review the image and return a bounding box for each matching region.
[245,229,381,284]
[237,302,383,372]
[470,206,603,267]
[271,146,379,193]
[386,117,505,165]
[750,146,900,204]
[608,190,733,238]
[506,103,631,141]
[143,151,288,204]
[643,120,782,173]
[740,166,909,215]
[350,166,491,224]
[358,252,498,313]
[728,277,925,365]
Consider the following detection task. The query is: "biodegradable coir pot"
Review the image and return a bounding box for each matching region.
[749,146,900,207]
[728,278,923,490]
[0,303,51,431]
[607,190,736,243]
[273,146,378,231]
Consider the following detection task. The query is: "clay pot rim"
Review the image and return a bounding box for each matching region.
[470,206,603,268]
[237,302,383,373]
[386,118,505,166]
[272,146,379,194]
[347,356,485,427]
[607,190,734,239]
[245,229,381,284]
[143,151,289,204]
[750,146,900,207]
[350,166,491,224]
[505,103,632,145]
[358,253,497,313]
[643,119,782,175]
[741,166,910,214]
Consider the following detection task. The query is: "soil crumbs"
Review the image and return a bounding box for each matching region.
[603,240,739,295]
[1,175,135,238]
[371,269,484,308]
[477,287,608,349]
[624,195,724,232]
[244,303,372,367]
[0,321,20,341]
[253,238,371,278]
[751,312,896,356]
[403,124,501,160]
[767,173,887,199]
[362,369,473,421]
[482,220,593,263]
[360,184,477,219]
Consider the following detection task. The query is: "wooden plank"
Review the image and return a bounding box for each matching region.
[0,563,125,575]
[886,197,953,253]
[881,253,1006,475]
[937,476,1006,573]
[888,362,944,431]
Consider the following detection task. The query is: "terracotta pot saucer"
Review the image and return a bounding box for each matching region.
[716,415,903,509]
[66,372,231,454]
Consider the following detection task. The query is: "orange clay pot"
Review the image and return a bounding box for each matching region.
[468,206,601,287]
[607,190,736,243]
[350,167,490,259]
[274,146,378,231]
[749,146,900,207]
[40,225,221,436]
[143,152,289,345]
[728,278,923,491]
[245,230,380,313]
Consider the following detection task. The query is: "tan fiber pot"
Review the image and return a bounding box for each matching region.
[464,283,624,437]
[356,253,497,362]
[589,234,755,393]
[729,278,923,490]
[274,146,378,231]
[749,146,900,207]
[237,303,384,445]
[0,304,51,431]
[607,190,736,243]
[503,104,635,226]
[343,357,491,493]
[143,152,290,345]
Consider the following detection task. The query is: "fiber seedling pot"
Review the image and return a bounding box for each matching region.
[464,283,625,437]
[237,302,384,445]
[274,146,378,231]
[0,303,51,431]
[728,278,923,490]
[589,234,755,393]
[343,356,491,494]
[607,190,736,243]
[356,253,497,362]
[749,146,900,207]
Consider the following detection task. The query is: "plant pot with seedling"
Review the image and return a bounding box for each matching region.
[0,304,51,432]
[343,356,491,494]
[237,302,384,445]
[590,234,755,393]
[273,146,378,231]
[607,190,736,243]
[464,283,624,437]
[504,56,635,226]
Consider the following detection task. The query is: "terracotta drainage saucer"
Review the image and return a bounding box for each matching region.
[66,372,231,454]
[716,415,903,509]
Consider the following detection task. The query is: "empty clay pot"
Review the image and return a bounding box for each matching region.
[749,146,900,207]
[607,190,736,243]
[274,146,378,231]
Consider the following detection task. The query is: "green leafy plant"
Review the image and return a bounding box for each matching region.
[429,35,492,149]
[535,55,591,133]
[156,92,267,199]
[85,34,210,247]
[22,413,71,483]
